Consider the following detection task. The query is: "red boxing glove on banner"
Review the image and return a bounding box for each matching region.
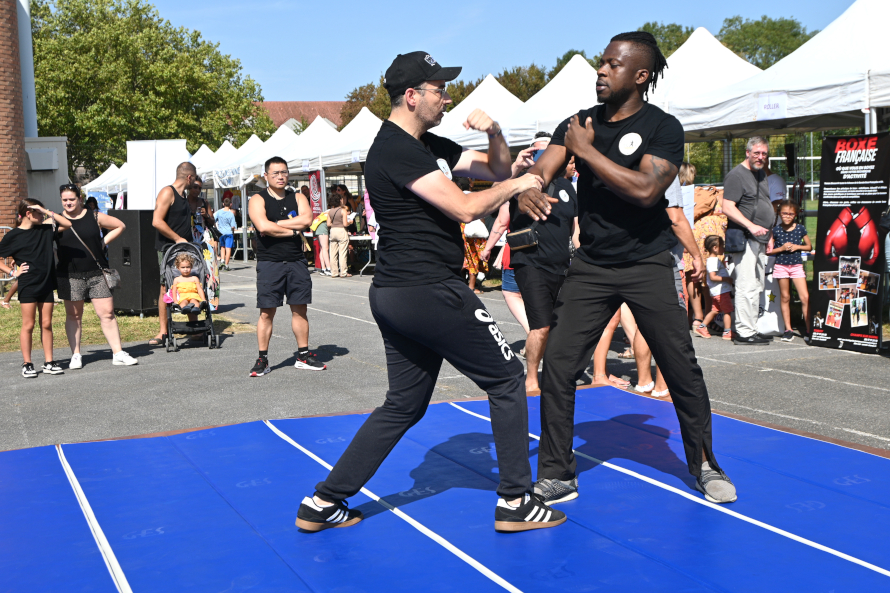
[853,206,880,265]
[824,207,852,262]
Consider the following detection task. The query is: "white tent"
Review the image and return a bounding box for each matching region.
[103,162,129,194]
[228,125,300,186]
[83,163,119,192]
[318,107,383,170]
[503,54,599,145]
[190,144,215,171]
[647,27,761,115]
[213,135,264,188]
[673,0,890,139]
[279,115,341,173]
[198,140,236,179]
[434,75,524,149]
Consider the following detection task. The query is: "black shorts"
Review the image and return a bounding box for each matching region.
[514,264,565,330]
[256,260,312,308]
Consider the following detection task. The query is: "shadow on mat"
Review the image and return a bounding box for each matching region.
[573,414,695,488]
[353,431,533,520]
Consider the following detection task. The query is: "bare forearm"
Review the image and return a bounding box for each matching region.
[669,209,701,259]
[276,215,312,231]
[457,179,524,222]
[487,130,512,181]
[574,146,666,208]
[721,201,753,230]
[103,227,124,244]
[153,219,183,242]
[256,221,294,238]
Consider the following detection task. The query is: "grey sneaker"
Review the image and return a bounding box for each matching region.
[533,477,579,504]
[695,462,737,503]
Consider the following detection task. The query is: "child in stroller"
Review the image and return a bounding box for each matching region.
[170,253,206,314]
[162,243,219,351]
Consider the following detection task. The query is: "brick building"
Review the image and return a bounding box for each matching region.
[258,101,346,129]
[0,0,28,229]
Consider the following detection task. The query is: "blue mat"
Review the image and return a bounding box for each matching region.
[1,387,888,592]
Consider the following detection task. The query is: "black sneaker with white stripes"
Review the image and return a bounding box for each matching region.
[249,355,270,377]
[533,477,579,504]
[494,493,566,532]
[294,350,326,371]
[21,362,37,378]
[296,496,363,531]
[42,361,64,375]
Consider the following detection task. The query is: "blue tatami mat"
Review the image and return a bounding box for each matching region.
[1,387,888,592]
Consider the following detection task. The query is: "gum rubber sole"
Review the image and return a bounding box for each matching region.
[296,515,363,531]
[494,515,567,532]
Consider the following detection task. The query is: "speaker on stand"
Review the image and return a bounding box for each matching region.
[106,210,160,315]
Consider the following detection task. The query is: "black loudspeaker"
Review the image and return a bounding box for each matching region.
[106,210,160,313]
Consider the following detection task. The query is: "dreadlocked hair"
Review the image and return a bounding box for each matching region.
[610,31,668,99]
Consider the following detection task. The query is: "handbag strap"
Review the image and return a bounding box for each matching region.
[66,220,107,276]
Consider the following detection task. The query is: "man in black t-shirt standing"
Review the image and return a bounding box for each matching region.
[510,158,579,396]
[248,156,324,376]
[297,51,566,533]
[518,32,737,506]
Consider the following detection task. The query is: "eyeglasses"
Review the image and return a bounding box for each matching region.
[268,171,289,178]
[414,86,448,97]
[749,151,768,158]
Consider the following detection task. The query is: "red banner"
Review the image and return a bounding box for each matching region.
[309,171,323,216]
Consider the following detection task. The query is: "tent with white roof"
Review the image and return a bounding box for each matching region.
[277,115,341,173]
[647,27,761,116]
[82,163,119,192]
[434,75,524,149]
[213,135,265,188]
[317,107,383,171]
[225,124,300,186]
[198,140,236,180]
[103,162,129,194]
[672,0,890,139]
[190,144,215,171]
[503,54,599,145]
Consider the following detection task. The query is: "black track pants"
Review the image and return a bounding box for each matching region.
[315,277,532,500]
[537,250,720,481]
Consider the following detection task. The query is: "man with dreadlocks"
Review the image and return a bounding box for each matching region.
[517,31,737,505]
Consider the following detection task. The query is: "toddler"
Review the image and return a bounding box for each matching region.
[694,235,734,340]
[170,253,206,314]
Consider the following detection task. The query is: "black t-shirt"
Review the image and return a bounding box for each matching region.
[255,188,304,262]
[365,120,464,287]
[56,210,108,277]
[509,176,577,275]
[155,185,192,253]
[0,224,57,297]
[551,103,684,265]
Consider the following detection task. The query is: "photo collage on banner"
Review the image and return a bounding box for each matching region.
[810,132,889,352]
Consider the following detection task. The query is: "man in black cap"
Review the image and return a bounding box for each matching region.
[297,51,566,533]
[517,32,737,506]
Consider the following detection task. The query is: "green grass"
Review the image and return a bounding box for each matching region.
[0,301,253,354]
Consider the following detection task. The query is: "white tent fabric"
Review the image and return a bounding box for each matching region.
[226,125,300,186]
[198,140,236,179]
[434,75,524,148]
[213,135,264,188]
[647,27,761,114]
[503,54,599,146]
[102,162,129,194]
[83,163,119,191]
[276,115,340,173]
[190,144,215,171]
[317,107,383,168]
[673,0,890,139]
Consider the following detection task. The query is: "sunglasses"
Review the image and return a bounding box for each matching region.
[60,183,79,193]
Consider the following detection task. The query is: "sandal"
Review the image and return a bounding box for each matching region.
[148,333,167,346]
[1,301,10,310]
[652,388,670,398]
[633,381,654,393]
[617,348,635,359]
[473,289,483,294]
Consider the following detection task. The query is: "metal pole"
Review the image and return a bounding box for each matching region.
[241,183,248,262]
[809,132,814,201]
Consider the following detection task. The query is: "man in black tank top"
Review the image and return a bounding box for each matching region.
[248,156,325,376]
[151,162,199,345]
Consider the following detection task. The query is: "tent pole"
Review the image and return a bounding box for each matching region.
[241,183,248,263]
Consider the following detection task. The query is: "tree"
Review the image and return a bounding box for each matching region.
[339,75,391,128]
[496,64,547,102]
[639,22,694,57]
[718,15,817,70]
[32,0,275,178]
[548,49,600,80]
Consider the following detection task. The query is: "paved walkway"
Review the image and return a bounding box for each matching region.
[1,261,888,453]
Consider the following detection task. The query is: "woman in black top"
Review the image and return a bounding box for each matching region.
[0,198,72,377]
[56,185,137,368]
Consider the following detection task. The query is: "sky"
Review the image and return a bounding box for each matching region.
[150,0,855,102]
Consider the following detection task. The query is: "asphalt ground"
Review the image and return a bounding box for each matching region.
[1,260,888,454]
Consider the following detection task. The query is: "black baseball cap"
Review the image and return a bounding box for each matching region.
[383,52,462,98]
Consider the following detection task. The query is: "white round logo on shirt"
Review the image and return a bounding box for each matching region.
[559,189,570,202]
[619,133,643,155]
[437,158,453,180]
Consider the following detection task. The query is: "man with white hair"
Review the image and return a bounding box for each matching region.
[722,136,775,345]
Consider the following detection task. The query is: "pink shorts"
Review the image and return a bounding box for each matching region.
[773,263,805,279]
[711,292,734,314]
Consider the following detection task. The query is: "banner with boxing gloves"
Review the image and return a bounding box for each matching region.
[810,132,889,353]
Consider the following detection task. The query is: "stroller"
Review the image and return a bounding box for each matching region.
[161,242,220,352]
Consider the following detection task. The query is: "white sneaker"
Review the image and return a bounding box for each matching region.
[69,353,83,369]
[112,351,138,366]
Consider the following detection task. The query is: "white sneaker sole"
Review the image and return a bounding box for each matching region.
[294,361,326,371]
[113,359,138,366]
[69,362,82,370]
[695,482,738,504]
[42,369,64,375]
[22,372,37,379]
[250,367,271,377]
[544,491,579,505]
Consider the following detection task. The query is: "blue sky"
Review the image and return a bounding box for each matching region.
[151,0,855,102]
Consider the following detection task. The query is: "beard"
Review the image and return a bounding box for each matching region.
[416,98,445,130]
[598,84,635,106]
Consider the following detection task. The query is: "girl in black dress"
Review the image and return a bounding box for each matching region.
[0,199,72,378]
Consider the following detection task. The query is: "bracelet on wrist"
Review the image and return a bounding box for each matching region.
[487,123,502,139]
